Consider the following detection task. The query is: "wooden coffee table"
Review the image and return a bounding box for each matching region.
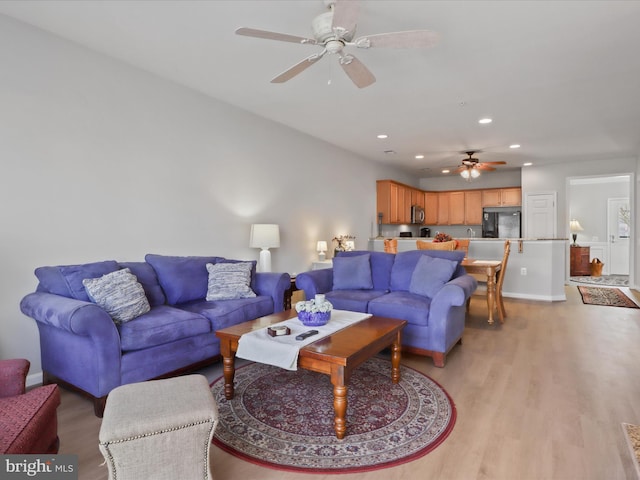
[216,310,407,439]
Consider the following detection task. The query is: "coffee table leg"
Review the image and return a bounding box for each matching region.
[331,367,347,439]
[220,340,236,400]
[391,333,402,384]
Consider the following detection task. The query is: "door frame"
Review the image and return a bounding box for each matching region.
[566,173,634,285]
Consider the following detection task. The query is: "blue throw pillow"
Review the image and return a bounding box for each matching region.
[409,255,457,298]
[333,254,373,290]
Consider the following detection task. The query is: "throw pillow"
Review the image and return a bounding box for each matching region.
[409,255,458,298]
[333,254,374,290]
[83,268,151,323]
[206,262,257,301]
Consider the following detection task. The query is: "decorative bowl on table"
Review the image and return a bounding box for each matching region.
[295,295,333,327]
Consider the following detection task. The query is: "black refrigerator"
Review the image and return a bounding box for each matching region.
[482,207,521,238]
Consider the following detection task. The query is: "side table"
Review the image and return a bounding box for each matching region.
[570,246,591,276]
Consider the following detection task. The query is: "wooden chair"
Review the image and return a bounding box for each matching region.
[454,239,470,258]
[467,240,511,323]
[416,240,456,251]
[383,238,398,253]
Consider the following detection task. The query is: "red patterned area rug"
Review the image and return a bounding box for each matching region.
[210,356,456,473]
[578,286,639,308]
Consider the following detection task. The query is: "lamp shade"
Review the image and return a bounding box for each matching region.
[569,219,584,232]
[316,241,327,253]
[249,224,280,249]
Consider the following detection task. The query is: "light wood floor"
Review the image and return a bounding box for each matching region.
[57,286,640,480]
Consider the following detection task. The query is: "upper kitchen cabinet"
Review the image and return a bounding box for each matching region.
[481,187,522,207]
[424,192,438,225]
[464,190,483,224]
[448,191,465,225]
[377,180,418,224]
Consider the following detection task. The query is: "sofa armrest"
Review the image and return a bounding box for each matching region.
[253,272,291,313]
[429,274,477,315]
[295,269,334,299]
[20,292,119,338]
[0,359,30,398]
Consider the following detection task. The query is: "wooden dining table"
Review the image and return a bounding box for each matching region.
[461,258,503,324]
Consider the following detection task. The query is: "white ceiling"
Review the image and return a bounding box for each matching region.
[2,0,640,177]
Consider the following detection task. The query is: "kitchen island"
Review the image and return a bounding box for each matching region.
[368,237,567,302]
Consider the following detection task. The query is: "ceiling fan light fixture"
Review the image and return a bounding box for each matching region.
[460,168,470,179]
[470,168,480,178]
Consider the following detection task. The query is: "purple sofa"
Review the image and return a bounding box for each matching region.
[20,254,290,416]
[295,250,477,367]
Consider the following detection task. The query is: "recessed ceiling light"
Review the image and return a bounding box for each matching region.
[415,154,424,159]
[478,118,492,124]
[377,134,388,139]
[523,162,533,166]
[442,169,450,174]
[509,144,521,149]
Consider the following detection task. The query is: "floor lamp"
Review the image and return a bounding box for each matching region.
[250,224,280,272]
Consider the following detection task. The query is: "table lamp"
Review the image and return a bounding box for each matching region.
[250,224,280,272]
[317,241,328,261]
[569,219,583,246]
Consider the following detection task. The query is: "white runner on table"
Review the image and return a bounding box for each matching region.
[236,309,372,371]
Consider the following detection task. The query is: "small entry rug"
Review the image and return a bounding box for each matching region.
[578,286,638,308]
[571,274,629,287]
[210,356,456,473]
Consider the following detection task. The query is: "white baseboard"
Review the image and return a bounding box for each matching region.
[26,371,43,388]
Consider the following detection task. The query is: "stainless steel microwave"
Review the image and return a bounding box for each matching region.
[411,205,425,224]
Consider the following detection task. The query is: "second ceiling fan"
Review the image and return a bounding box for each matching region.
[235,0,439,88]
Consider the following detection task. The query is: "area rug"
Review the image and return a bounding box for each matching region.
[622,423,640,478]
[571,274,629,287]
[210,356,456,473]
[578,286,638,308]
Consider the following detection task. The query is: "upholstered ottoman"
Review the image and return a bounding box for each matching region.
[99,375,218,480]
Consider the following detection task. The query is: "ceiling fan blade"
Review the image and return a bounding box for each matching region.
[235,27,317,45]
[476,164,496,171]
[332,0,360,36]
[355,30,439,49]
[339,54,376,88]
[480,161,507,165]
[271,53,324,84]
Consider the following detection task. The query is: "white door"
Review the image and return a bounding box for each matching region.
[524,192,556,239]
[607,198,630,275]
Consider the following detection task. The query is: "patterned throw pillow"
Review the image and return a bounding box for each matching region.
[82,268,151,323]
[206,262,256,301]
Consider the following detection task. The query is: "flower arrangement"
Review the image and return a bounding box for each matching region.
[295,294,333,326]
[433,232,452,243]
[333,235,355,252]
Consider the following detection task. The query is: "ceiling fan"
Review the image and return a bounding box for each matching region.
[454,151,506,180]
[235,0,438,88]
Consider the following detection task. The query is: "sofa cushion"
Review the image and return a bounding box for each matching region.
[368,291,431,326]
[333,254,373,290]
[325,290,388,313]
[206,262,256,301]
[391,250,465,292]
[35,260,120,302]
[180,296,273,331]
[118,306,211,352]
[335,251,394,291]
[83,269,151,324]
[119,262,166,307]
[409,255,458,299]
[145,254,222,305]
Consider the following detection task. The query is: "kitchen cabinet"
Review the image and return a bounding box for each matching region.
[448,192,465,225]
[437,192,450,225]
[482,187,522,207]
[424,192,438,225]
[376,180,417,224]
[464,190,483,224]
